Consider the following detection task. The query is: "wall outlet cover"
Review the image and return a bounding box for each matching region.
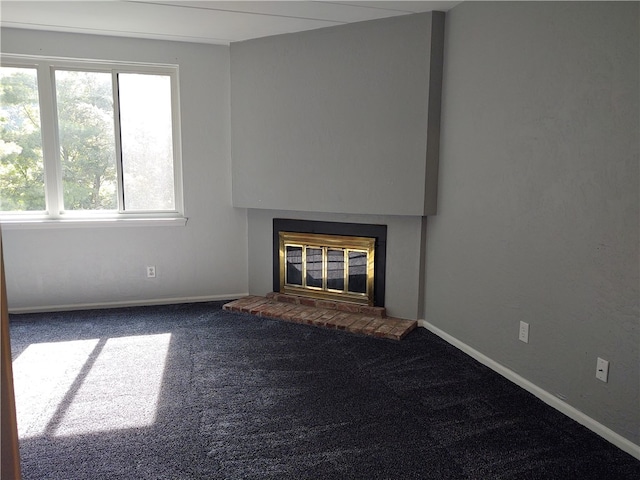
[596,357,609,382]
[518,321,529,343]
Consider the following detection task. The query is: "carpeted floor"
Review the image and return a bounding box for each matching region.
[9,301,640,479]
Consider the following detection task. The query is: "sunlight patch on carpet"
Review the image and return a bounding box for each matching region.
[12,333,172,438]
[54,333,172,436]
[13,339,100,438]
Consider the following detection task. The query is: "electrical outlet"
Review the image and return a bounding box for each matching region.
[596,357,609,382]
[146,265,156,278]
[518,321,529,343]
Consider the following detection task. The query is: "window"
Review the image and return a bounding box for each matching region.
[0,56,182,222]
[0,66,45,211]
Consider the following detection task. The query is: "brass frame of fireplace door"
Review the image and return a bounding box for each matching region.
[279,231,375,306]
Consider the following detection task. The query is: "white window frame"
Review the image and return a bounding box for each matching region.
[0,54,185,228]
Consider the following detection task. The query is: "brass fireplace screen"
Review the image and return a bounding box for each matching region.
[279,231,375,305]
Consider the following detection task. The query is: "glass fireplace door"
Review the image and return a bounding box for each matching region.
[279,232,375,305]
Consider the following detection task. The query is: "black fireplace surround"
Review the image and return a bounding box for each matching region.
[273,218,387,307]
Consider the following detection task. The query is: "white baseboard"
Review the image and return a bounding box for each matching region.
[8,293,249,314]
[418,320,640,461]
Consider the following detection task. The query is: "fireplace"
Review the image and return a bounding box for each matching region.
[273,219,386,307]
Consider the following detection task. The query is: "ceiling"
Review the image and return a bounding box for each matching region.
[0,1,460,45]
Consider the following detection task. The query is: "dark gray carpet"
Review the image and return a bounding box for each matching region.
[9,301,640,479]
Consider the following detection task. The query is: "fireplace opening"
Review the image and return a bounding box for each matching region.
[273,219,386,307]
[280,231,375,305]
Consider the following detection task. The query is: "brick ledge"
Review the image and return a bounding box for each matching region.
[223,295,417,341]
[266,292,386,317]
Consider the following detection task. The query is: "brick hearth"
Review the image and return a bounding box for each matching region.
[223,293,417,341]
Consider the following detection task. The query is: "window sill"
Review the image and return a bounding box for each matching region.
[0,216,188,230]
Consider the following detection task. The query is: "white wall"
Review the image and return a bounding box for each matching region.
[427,2,639,446]
[1,29,248,311]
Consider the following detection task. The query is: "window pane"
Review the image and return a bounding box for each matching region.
[56,70,117,210]
[0,67,45,211]
[118,74,175,211]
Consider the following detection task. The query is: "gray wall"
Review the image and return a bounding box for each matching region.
[1,29,248,310]
[427,2,639,444]
[231,12,443,216]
